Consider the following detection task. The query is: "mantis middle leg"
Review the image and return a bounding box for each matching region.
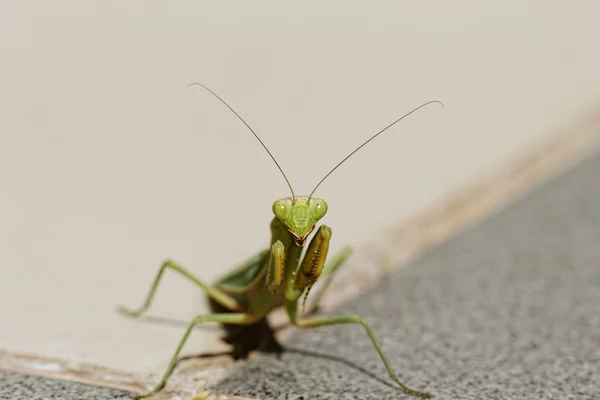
[118,259,243,318]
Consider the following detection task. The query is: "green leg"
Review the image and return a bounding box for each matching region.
[304,246,352,315]
[267,240,285,292]
[133,312,260,400]
[118,260,242,317]
[294,225,332,312]
[295,315,434,399]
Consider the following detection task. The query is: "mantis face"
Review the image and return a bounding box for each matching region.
[272,197,328,245]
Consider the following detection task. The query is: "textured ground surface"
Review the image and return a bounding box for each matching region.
[0,371,134,400]
[212,150,600,399]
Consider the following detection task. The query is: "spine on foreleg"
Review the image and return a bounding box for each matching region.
[296,225,331,311]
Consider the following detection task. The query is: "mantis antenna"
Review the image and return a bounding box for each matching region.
[188,83,296,200]
[307,100,444,200]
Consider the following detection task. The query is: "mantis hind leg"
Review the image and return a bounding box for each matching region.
[118,260,242,318]
[133,312,261,400]
[295,315,434,399]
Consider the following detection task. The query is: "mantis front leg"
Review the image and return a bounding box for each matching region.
[304,245,352,315]
[294,225,332,312]
[267,240,285,292]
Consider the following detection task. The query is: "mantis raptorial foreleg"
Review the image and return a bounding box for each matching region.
[118,260,243,318]
[295,228,353,314]
[295,225,332,311]
[295,315,433,399]
[267,240,285,292]
[133,312,262,400]
[304,245,353,315]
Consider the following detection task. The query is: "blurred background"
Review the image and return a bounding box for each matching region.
[1,1,600,375]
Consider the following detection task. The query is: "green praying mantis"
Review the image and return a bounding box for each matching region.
[118,83,443,399]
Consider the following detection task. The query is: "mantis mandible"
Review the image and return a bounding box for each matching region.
[118,84,443,399]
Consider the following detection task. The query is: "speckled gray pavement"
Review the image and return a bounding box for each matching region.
[0,370,134,399]
[213,150,600,400]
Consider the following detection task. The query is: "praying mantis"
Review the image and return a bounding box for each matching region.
[118,83,443,399]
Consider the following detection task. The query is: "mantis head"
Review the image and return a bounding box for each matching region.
[272,197,328,245]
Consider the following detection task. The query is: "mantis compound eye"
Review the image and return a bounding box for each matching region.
[310,199,328,220]
[272,199,291,220]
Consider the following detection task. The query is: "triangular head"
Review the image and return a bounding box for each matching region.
[272,196,328,246]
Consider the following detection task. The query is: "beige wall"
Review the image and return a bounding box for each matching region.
[1,1,600,374]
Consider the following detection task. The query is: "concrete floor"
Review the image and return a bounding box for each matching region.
[0,371,133,400]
